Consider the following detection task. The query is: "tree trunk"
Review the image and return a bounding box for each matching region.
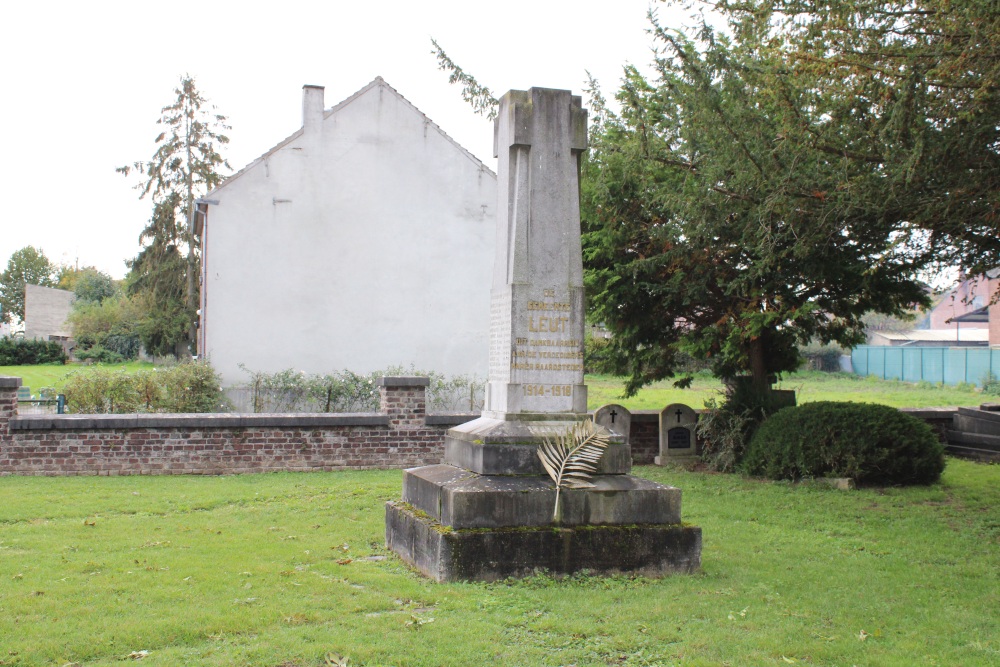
[748,336,770,399]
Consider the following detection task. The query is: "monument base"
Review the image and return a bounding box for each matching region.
[386,501,702,582]
[386,416,703,582]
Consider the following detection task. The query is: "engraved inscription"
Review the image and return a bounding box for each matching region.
[667,427,692,449]
[524,384,573,397]
[510,287,586,381]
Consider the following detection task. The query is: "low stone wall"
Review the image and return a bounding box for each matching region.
[0,376,961,476]
[0,376,472,477]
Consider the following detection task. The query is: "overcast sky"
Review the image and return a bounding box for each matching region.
[1,0,713,279]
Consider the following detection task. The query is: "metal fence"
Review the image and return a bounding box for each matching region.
[852,346,1000,386]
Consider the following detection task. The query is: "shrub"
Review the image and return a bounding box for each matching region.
[980,372,1000,397]
[63,367,146,413]
[742,401,945,485]
[697,378,791,472]
[0,337,67,365]
[697,396,758,473]
[156,362,228,413]
[798,342,847,372]
[584,334,611,374]
[75,345,127,364]
[68,296,142,361]
[64,362,227,414]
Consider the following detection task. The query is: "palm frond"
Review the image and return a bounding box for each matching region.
[537,419,611,521]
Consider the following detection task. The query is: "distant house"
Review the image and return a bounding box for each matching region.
[199,78,497,386]
[24,284,74,342]
[867,328,989,347]
[864,272,999,348]
[926,275,994,331]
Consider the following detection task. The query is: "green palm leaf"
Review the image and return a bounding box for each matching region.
[537,419,611,521]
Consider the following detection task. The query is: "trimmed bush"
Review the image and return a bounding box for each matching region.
[742,401,945,485]
[0,337,67,365]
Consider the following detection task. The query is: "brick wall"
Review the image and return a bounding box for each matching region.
[0,375,959,476]
[630,413,660,464]
[0,376,473,477]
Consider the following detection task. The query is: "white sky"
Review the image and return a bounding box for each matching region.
[0,0,714,280]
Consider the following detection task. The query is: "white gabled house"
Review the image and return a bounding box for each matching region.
[199,78,496,386]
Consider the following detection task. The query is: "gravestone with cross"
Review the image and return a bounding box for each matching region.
[655,403,699,464]
[594,403,632,440]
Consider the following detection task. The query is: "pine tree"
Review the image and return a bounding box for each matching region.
[118,75,230,356]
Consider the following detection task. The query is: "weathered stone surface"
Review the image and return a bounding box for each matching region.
[443,437,630,476]
[656,403,699,464]
[484,88,589,419]
[0,377,22,389]
[443,416,629,475]
[384,86,703,581]
[376,377,431,388]
[402,465,680,529]
[386,501,702,582]
[594,404,632,440]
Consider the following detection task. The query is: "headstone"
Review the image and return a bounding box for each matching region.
[655,403,699,464]
[385,87,701,581]
[594,404,632,440]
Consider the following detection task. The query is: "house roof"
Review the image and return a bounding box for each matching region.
[946,306,990,324]
[208,77,495,196]
[871,329,990,343]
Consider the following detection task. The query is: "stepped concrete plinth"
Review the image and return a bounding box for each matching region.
[385,87,701,581]
[386,502,701,582]
[946,406,1000,462]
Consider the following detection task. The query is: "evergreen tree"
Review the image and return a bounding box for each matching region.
[582,14,931,396]
[118,75,230,356]
[707,0,1000,276]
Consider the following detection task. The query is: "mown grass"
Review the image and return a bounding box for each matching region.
[0,461,997,666]
[0,362,154,396]
[586,370,987,411]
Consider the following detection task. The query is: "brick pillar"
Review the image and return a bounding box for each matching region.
[0,376,22,441]
[377,376,430,428]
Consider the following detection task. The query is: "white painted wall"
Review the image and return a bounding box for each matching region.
[201,79,496,387]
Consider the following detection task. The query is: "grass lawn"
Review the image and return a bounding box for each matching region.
[0,460,997,666]
[0,362,154,397]
[586,370,988,411]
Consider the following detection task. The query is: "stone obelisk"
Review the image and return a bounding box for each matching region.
[386,88,701,581]
[484,87,588,419]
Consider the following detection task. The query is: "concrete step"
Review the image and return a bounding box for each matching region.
[944,443,1000,463]
[946,429,1000,452]
[958,406,1000,424]
[954,408,1000,436]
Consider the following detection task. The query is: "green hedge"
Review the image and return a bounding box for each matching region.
[0,337,67,365]
[742,401,945,485]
